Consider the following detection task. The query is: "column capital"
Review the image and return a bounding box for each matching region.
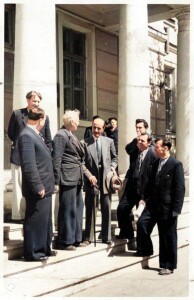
[176,10,190,31]
[175,9,190,22]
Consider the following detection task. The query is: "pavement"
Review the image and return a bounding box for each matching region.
[2,195,191,299]
[70,245,189,297]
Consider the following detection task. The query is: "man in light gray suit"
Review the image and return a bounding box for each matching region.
[81,118,118,245]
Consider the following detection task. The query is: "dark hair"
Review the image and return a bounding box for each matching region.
[140,132,152,143]
[92,115,100,120]
[135,119,148,129]
[28,108,45,120]
[109,117,117,122]
[155,137,172,150]
[26,91,42,101]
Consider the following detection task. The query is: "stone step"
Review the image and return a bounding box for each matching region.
[3,225,188,297]
[3,198,189,298]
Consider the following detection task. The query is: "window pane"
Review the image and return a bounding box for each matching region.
[64,87,72,111]
[73,31,85,57]
[73,61,84,88]
[63,28,71,52]
[74,90,85,118]
[63,58,71,85]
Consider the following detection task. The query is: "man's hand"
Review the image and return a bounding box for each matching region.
[38,189,45,198]
[89,175,97,185]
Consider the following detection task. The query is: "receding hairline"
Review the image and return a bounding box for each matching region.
[92,118,105,127]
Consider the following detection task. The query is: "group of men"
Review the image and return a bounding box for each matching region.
[117,119,185,275]
[8,92,185,276]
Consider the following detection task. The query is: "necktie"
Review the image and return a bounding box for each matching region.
[138,152,143,171]
[156,159,165,184]
[157,159,165,175]
[96,139,101,164]
[39,133,45,142]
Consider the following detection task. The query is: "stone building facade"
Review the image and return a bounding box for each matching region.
[3,3,190,178]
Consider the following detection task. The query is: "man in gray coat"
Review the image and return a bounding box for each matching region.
[81,118,118,245]
[18,108,55,261]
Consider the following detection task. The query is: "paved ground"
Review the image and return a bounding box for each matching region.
[71,245,189,297]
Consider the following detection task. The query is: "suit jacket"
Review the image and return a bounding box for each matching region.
[81,135,118,194]
[106,127,118,154]
[18,126,55,200]
[52,128,92,186]
[144,156,185,219]
[125,148,157,199]
[125,138,139,165]
[8,108,52,165]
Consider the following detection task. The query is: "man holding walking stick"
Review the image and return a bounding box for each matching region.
[81,118,118,245]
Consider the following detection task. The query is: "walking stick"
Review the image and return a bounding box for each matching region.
[92,184,99,247]
[93,194,97,247]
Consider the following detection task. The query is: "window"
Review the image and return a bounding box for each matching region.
[4,5,15,48]
[63,27,86,118]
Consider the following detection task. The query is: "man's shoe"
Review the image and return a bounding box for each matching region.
[158,268,174,275]
[64,245,76,251]
[57,244,76,251]
[102,240,113,245]
[74,242,87,247]
[25,256,48,262]
[48,250,58,257]
[82,240,91,246]
[38,256,48,261]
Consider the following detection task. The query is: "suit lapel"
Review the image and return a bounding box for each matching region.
[159,156,172,175]
[101,137,107,164]
[87,136,98,167]
[27,127,51,154]
[21,108,28,127]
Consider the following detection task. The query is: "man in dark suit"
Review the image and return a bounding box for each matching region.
[117,133,157,241]
[106,117,118,154]
[135,138,185,275]
[125,119,149,165]
[8,91,52,220]
[81,117,118,245]
[18,108,55,261]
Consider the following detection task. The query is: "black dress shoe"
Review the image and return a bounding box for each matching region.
[38,256,48,261]
[102,240,113,245]
[25,256,48,262]
[48,250,58,256]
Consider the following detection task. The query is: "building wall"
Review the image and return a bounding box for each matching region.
[4,6,178,166]
[95,29,118,122]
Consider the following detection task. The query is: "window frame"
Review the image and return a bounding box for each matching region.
[57,10,97,128]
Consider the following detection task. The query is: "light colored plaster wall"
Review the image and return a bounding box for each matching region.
[96,29,118,121]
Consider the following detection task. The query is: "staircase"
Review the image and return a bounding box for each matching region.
[3,196,189,298]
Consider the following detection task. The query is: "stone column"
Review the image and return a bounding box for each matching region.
[176,11,190,176]
[13,2,58,137]
[0,4,4,229]
[118,3,150,175]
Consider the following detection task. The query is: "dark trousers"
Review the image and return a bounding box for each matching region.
[84,190,111,241]
[24,195,53,260]
[117,189,139,239]
[58,184,83,245]
[137,208,178,269]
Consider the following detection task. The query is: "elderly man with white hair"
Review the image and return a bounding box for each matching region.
[52,109,94,251]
